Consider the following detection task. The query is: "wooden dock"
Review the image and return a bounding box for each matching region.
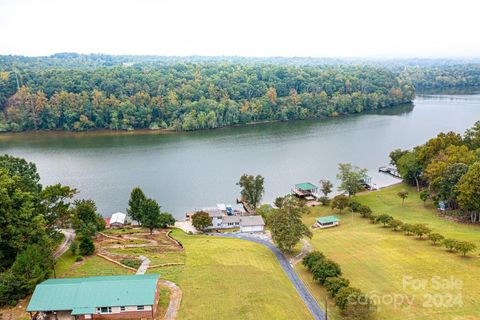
[379,166,401,178]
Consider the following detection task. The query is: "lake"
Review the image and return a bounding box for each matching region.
[1,93,480,219]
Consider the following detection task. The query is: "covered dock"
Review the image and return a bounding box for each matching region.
[292,182,319,199]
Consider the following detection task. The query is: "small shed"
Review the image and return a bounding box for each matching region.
[240,215,265,233]
[110,212,126,228]
[292,182,318,198]
[315,216,340,229]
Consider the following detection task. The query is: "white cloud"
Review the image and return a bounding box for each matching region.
[0,0,479,57]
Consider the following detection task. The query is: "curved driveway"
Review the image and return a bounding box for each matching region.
[211,233,325,320]
[54,229,76,259]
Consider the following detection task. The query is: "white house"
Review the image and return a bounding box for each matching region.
[220,215,240,229]
[240,215,265,233]
[110,212,126,228]
[202,207,225,229]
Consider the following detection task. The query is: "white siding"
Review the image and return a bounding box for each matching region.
[96,305,152,314]
[240,225,264,233]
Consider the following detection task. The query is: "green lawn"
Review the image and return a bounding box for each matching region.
[55,229,313,320]
[302,184,480,320]
[171,229,313,320]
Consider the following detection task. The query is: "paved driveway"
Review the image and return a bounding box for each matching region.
[54,229,76,259]
[211,233,326,320]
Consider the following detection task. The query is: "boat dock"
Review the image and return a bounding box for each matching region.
[379,166,401,178]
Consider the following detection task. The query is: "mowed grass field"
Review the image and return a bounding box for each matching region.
[300,184,480,320]
[57,229,313,319]
[171,229,313,320]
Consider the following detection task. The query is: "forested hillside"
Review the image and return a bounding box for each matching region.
[2,54,478,132]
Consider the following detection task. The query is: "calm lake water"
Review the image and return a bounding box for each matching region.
[1,94,480,219]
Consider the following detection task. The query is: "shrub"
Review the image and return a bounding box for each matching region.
[368,214,378,224]
[357,205,372,218]
[79,237,95,256]
[375,214,393,226]
[120,258,142,269]
[443,239,458,252]
[191,211,212,231]
[69,241,79,255]
[331,195,350,213]
[411,224,431,239]
[302,251,326,270]
[388,219,403,231]
[311,259,342,285]
[454,241,476,256]
[335,286,375,319]
[349,201,362,212]
[402,223,414,235]
[318,196,330,206]
[419,190,430,206]
[325,276,350,297]
[75,256,83,262]
[428,233,444,245]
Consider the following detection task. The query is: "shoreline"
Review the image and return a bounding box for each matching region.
[0,103,413,139]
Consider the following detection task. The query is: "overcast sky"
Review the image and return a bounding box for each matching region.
[0,0,479,58]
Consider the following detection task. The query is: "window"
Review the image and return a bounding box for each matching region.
[120,306,126,312]
[100,307,111,314]
[137,306,145,311]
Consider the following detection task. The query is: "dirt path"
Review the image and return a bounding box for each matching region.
[136,255,150,274]
[159,280,182,320]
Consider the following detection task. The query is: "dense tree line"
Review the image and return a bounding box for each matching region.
[0,155,103,305]
[390,121,480,223]
[402,64,480,89]
[303,251,374,319]
[0,55,415,132]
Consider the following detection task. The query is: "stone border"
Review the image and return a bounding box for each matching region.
[167,229,183,248]
[148,262,185,269]
[98,232,127,242]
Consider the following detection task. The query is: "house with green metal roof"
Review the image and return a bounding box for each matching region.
[315,216,340,229]
[292,182,318,199]
[26,274,161,320]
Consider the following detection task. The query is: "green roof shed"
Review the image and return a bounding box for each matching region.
[294,182,318,191]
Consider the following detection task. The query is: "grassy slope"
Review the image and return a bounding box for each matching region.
[56,229,313,320]
[301,184,480,320]
[171,229,313,320]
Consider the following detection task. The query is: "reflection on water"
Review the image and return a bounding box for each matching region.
[1,95,479,218]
